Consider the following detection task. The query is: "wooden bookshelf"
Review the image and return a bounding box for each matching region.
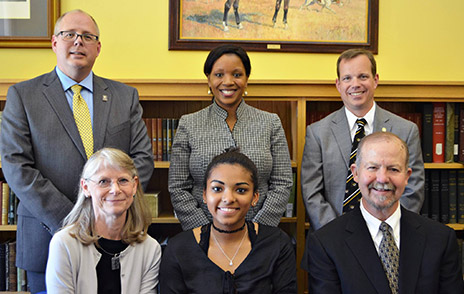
[1,79,464,294]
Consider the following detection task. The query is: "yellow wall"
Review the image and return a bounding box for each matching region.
[1,0,463,81]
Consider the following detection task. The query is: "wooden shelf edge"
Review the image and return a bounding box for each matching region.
[0,225,17,231]
[424,162,464,169]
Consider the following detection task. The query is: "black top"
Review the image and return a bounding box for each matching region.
[95,238,129,294]
[160,222,297,294]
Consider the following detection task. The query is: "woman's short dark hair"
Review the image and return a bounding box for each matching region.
[203,148,258,193]
[203,45,251,77]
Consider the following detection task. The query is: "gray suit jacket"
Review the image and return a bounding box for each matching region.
[301,106,424,230]
[0,70,154,272]
[302,207,463,294]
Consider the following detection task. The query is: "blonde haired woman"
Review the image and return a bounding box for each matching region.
[46,148,161,294]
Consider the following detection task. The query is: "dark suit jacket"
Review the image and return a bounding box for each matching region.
[0,70,154,272]
[302,207,464,294]
[301,106,425,230]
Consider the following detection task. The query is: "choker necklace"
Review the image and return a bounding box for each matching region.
[96,244,121,271]
[212,222,246,234]
[211,226,247,266]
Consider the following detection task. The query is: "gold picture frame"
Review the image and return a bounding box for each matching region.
[169,0,378,53]
[0,0,60,48]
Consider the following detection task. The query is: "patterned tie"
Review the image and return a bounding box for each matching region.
[379,222,400,294]
[343,118,367,212]
[71,85,93,159]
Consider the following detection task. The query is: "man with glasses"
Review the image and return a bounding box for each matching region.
[0,10,153,293]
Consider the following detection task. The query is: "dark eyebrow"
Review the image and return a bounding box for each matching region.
[210,180,225,185]
[235,182,250,187]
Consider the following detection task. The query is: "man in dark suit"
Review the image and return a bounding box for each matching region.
[301,48,424,230]
[0,10,154,293]
[302,132,463,294]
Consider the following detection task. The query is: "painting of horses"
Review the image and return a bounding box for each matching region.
[169,0,378,53]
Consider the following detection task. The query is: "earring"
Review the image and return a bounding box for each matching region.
[244,90,248,96]
[252,202,256,206]
[133,194,136,198]
[208,89,212,95]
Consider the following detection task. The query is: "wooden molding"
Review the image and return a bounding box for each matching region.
[1,79,464,101]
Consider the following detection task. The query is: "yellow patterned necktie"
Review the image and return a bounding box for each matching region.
[71,84,93,159]
[379,222,400,294]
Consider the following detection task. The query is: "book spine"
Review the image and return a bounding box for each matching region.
[457,170,464,224]
[1,183,9,226]
[440,170,450,223]
[162,119,168,161]
[151,119,157,162]
[421,169,430,218]
[449,170,458,224]
[445,103,455,162]
[454,103,460,162]
[432,102,446,163]
[8,241,16,291]
[430,170,440,222]
[422,103,433,163]
[156,118,163,161]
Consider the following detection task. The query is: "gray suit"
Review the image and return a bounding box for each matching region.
[0,70,154,272]
[301,106,424,230]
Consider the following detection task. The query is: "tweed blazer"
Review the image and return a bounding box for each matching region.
[301,105,425,230]
[168,100,293,230]
[0,70,154,272]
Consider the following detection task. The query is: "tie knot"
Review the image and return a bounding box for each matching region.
[356,118,367,127]
[379,222,391,233]
[71,84,82,95]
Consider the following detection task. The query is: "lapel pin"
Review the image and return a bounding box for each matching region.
[381,127,387,132]
[102,95,108,102]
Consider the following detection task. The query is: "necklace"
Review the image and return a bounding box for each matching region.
[96,244,121,271]
[211,226,247,266]
[212,222,246,234]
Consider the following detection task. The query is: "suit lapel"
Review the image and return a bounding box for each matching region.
[42,71,87,160]
[398,208,425,293]
[92,75,111,151]
[330,108,352,169]
[373,106,393,133]
[345,208,392,293]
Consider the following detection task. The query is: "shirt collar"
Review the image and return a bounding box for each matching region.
[55,66,94,93]
[360,199,401,244]
[212,99,247,119]
[345,102,376,134]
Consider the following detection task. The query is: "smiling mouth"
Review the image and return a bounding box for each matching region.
[349,90,365,96]
[220,89,236,96]
[218,207,239,212]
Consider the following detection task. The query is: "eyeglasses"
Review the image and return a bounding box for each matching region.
[57,31,99,43]
[85,177,134,189]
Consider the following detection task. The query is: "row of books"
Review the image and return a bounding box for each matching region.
[421,169,464,224]
[306,102,464,164]
[143,118,179,162]
[423,102,462,163]
[0,182,18,226]
[0,240,27,291]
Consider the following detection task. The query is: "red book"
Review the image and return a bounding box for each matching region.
[432,102,446,163]
[156,118,163,161]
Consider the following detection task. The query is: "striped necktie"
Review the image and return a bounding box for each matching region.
[379,222,400,294]
[343,118,367,212]
[71,84,93,159]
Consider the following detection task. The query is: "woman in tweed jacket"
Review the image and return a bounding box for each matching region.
[168,45,293,230]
